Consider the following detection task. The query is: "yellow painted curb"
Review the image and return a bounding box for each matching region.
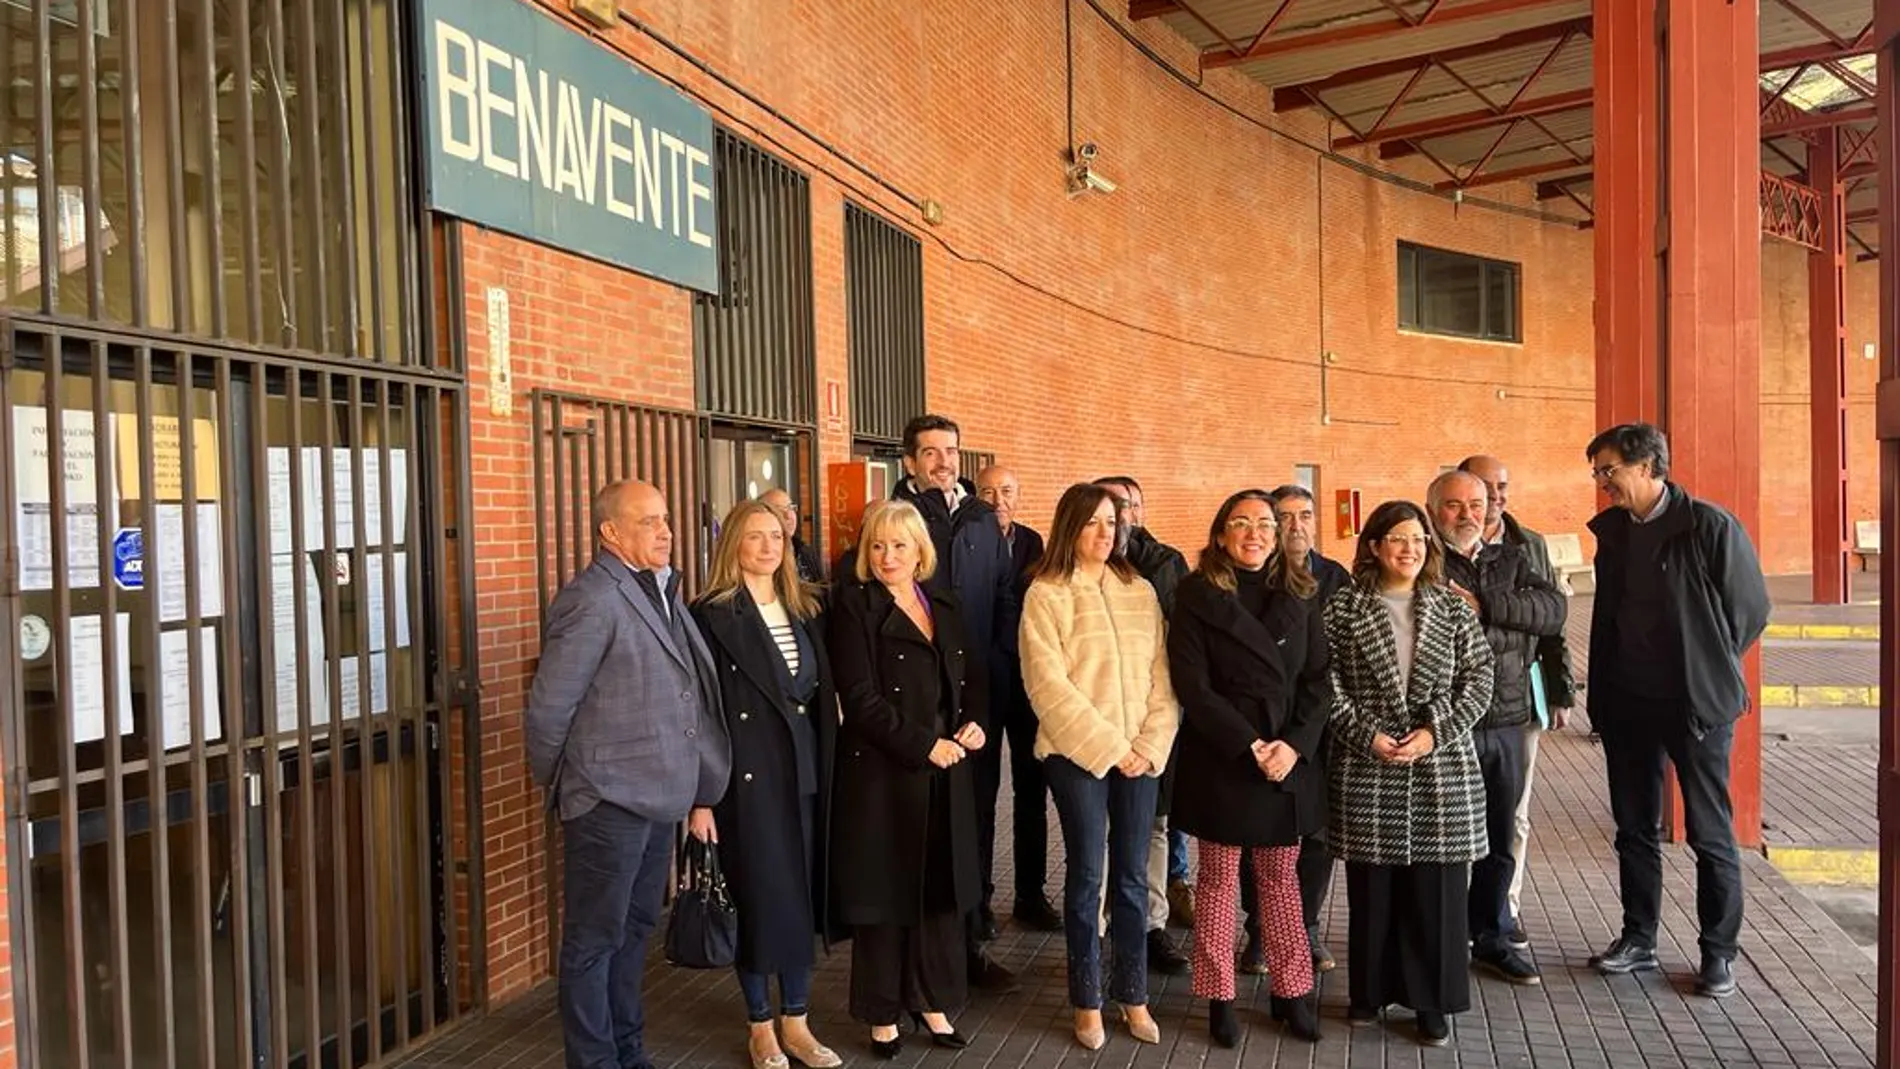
[1760,684,1878,707]
[1764,623,1879,640]
[1765,845,1878,886]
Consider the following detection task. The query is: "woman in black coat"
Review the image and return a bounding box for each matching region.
[689,501,842,1069]
[829,499,988,1058]
[1168,490,1329,1046]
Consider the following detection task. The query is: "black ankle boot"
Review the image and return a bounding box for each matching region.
[1271,995,1321,1042]
[1208,999,1240,1049]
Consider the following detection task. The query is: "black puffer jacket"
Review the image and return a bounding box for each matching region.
[1124,528,1189,616]
[1441,542,1568,729]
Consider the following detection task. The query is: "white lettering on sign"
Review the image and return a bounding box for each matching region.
[433,17,715,249]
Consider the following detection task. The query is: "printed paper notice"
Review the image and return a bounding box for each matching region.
[271,554,330,734]
[336,653,390,720]
[365,553,411,650]
[156,503,224,622]
[67,614,135,743]
[115,414,219,501]
[159,627,223,749]
[15,407,112,590]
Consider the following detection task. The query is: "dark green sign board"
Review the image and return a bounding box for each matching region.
[417,0,720,293]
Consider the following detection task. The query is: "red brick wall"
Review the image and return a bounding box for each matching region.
[456,0,1604,1003]
[1758,240,1881,577]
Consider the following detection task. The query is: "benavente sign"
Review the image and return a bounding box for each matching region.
[418,0,720,293]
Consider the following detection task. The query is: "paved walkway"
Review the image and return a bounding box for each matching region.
[396,743,1881,1067]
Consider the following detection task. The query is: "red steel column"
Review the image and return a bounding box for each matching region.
[1811,128,1852,606]
[1594,0,1763,847]
[1871,1,1898,1061]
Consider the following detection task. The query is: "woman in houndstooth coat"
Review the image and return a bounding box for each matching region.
[1322,499,1494,1048]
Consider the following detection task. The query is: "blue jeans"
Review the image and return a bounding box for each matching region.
[558,803,673,1069]
[737,967,813,1023]
[1045,756,1160,1009]
[1168,828,1189,885]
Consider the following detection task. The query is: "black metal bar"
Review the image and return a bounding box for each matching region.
[215,356,257,1069]
[235,0,265,340]
[296,0,331,351]
[316,371,355,1069]
[567,428,585,582]
[135,341,181,1069]
[387,0,422,367]
[198,0,226,336]
[348,380,382,1065]
[115,0,148,326]
[33,0,58,315]
[3,28,18,303]
[44,326,89,1069]
[175,352,220,1069]
[551,393,568,587]
[256,366,291,1069]
[377,380,411,1051]
[327,0,362,356]
[0,330,41,1069]
[286,368,323,1069]
[533,395,550,613]
[266,0,297,347]
[444,220,484,1010]
[402,384,435,1037]
[88,333,133,1069]
[357,0,390,363]
[77,0,105,317]
[162,0,190,330]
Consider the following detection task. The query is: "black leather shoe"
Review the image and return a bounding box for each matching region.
[976,904,999,942]
[1417,1012,1450,1046]
[1207,1000,1240,1049]
[1013,894,1063,932]
[1347,1004,1381,1027]
[968,949,1020,994]
[1696,955,1737,998]
[1147,929,1189,975]
[1270,995,1321,1042]
[1589,936,1660,975]
[1474,946,1543,985]
[868,1032,902,1059]
[909,1013,971,1049]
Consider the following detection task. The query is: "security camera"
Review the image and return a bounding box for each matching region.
[1075,141,1099,163]
[1066,163,1117,197]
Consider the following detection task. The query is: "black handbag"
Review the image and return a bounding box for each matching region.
[664,836,738,969]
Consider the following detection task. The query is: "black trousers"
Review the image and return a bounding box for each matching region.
[849,912,968,1026]
[1468,725,1529,953]
[1345,861,1472,1016]
[971,683,1049,908]
[1599,697,1744,960]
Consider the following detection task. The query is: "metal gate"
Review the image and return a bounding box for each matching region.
[0,317,473,1069]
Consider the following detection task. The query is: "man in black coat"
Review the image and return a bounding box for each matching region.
[1429,470,1567,986]
[974,464,1062,933]
[1094,476,1192,974]
[1460,454,1580,950]
[1583,424,1770,999]
[1258,483,1351,974]
[890,414,1021,992]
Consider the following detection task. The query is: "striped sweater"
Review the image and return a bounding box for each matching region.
[1019,570,1179,777]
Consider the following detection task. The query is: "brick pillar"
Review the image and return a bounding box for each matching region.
[1593,0,1763,848]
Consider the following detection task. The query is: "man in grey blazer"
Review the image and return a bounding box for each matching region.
[527,479,732,1069]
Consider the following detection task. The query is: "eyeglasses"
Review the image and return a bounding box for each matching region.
[1378,534,1429,549]
[1590,463,1625,482]
[1225,518,1277,533]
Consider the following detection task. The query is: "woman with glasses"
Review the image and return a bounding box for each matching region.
[1018,483,1177,1051]
[1324,501,1494,1047]
[1168,491,1328,1046]
[689,501,842,1069]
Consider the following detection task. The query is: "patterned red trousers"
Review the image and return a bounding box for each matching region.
[1190,841,1314,1000]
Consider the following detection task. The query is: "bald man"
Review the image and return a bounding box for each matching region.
[527,479,731,1069]
[760,487,826,583]
[1459,454,1579,951]
[974,465,1061,931]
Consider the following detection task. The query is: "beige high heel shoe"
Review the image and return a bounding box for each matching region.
[778,1015,842,1069]
[1120,1004,1161,1045]
[1074,1009,1107,1051]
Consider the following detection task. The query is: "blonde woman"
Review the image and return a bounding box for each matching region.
[1019,484,1176,1051]
[688,501,840,1069]
[828,500,987,1058]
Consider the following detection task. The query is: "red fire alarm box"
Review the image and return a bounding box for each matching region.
[1335,488,1363,540]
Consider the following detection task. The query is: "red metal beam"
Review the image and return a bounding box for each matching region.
[1762,169,1826,249]
[1764,105,1879,137]
[1535,175,1586,199]
[1271,18,1591,110]
[1338,87,1592,150]
[1869,3,1898,1063]
[1203,0,1573,69]
[1128,0,1182,18]
[1760,22,1875,72]
[1850,206,1881,223]
[1432,155,1593,191]
[1807,126,1851,603]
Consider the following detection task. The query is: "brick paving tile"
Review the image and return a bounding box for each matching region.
[1764,575,1880,626]
[1761,740,1877,847]
[1760,644,1878,687]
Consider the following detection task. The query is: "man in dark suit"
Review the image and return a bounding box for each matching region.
[526,480,733,1069]
[975,464,1061,932]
